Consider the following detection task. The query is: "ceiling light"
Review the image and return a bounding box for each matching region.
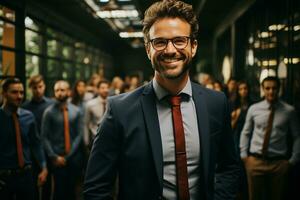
[119,32,143,38]
[259,31,271,38]
[25,17,33,27]
[294,25,300,31]
[99,0,109,2]
[97,10,138,18]
[268,24,285,31]
[83,57,90,64]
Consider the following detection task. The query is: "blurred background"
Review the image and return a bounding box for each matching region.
[0,0,299,112]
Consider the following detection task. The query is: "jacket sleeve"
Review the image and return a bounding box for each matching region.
[83,99,121,200]
[239,106,254,159]
[214,94,240,200]
[289,108,300,165]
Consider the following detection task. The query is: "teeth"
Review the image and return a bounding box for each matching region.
[162,58,180,62]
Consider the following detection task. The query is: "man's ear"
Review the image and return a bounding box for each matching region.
[191,39,198,58]
[145,43,151,60]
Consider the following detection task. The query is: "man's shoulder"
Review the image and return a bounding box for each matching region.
[22,100,31,108]
[19,107,35,119]
[279,100,295,112]
[43,103,56,114]
[247,100,265,112]
[86,97,101,107]
[68,102,80,113]
[44,96,55,104]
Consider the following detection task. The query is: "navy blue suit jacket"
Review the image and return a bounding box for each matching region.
[84,81,239,200]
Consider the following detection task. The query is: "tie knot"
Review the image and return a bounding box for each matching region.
[61,105,68,111]
[168,95,181,106]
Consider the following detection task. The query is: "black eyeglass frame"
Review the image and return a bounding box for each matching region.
[148,36,192,51]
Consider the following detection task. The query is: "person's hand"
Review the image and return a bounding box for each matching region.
[37,168,48,187]
[241,156,248,163]
[53,156,66,167]
[231,108,241,129]
[231,108,241,118]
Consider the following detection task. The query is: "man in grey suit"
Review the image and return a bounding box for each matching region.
[83,80,110,149]
[84,0,239,199]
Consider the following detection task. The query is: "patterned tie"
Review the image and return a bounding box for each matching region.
[262,104,275,157]
[168,95,190,200]
[62,106,71,155]
[12,112,25,168]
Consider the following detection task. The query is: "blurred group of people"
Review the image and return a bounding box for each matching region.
[1,72,299,200]
[0,72,145,200]
[201,74,300,200]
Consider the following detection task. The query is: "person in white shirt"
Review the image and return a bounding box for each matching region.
[83,80,110,149]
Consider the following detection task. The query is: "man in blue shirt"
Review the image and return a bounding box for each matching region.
[41,80,83,200]
[22,75,54,200]
[0,78,48,200]
[23,75,54,133]
[240,76,300,200]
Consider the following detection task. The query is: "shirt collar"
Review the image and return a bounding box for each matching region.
[152,77,192,101]
[262,99,280,109]
[1,105,21,116]
[96,96,105,103]
[31,96,46,103]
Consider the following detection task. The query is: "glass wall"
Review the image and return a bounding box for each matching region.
[240,0,299,106]
[215,0,300,110]
[0,5,16,77]
[24,16,113,97]
[0,5,16,101]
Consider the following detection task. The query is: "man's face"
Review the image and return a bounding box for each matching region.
[76,81,86,96]
[54,82,69,102]
[3,83,24,108]
[238,83,248,98]
[146,17,197,80]
[98,83,109,99]
[31,81,45,99]
[227,80,237,93]
[262,80,278,103]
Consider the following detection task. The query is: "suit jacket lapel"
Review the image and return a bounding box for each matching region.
[140,82,163,191]
[192,83,210,185]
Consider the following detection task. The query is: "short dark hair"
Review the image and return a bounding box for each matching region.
[29,75,44,87]
[262,76,280,89]
[97,80,110,88]
[2,78,22,92]
[142,0,199,42]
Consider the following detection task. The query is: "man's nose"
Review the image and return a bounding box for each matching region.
[164,40,177,53]
[17,92,23,98]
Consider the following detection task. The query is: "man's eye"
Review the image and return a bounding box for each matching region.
[154,40,166,46]
[173,38,186,44]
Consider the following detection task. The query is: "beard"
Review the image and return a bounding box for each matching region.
[56,95,69,103]
[151,51,192,80]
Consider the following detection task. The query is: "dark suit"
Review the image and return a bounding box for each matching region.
[84,82,239,200]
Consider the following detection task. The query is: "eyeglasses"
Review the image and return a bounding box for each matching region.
[149,36,190,51]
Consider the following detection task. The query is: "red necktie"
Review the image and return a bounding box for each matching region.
[262,105,275,157]
[169,95,190,200]
[12,112,25,168]
[62,106,71,155]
